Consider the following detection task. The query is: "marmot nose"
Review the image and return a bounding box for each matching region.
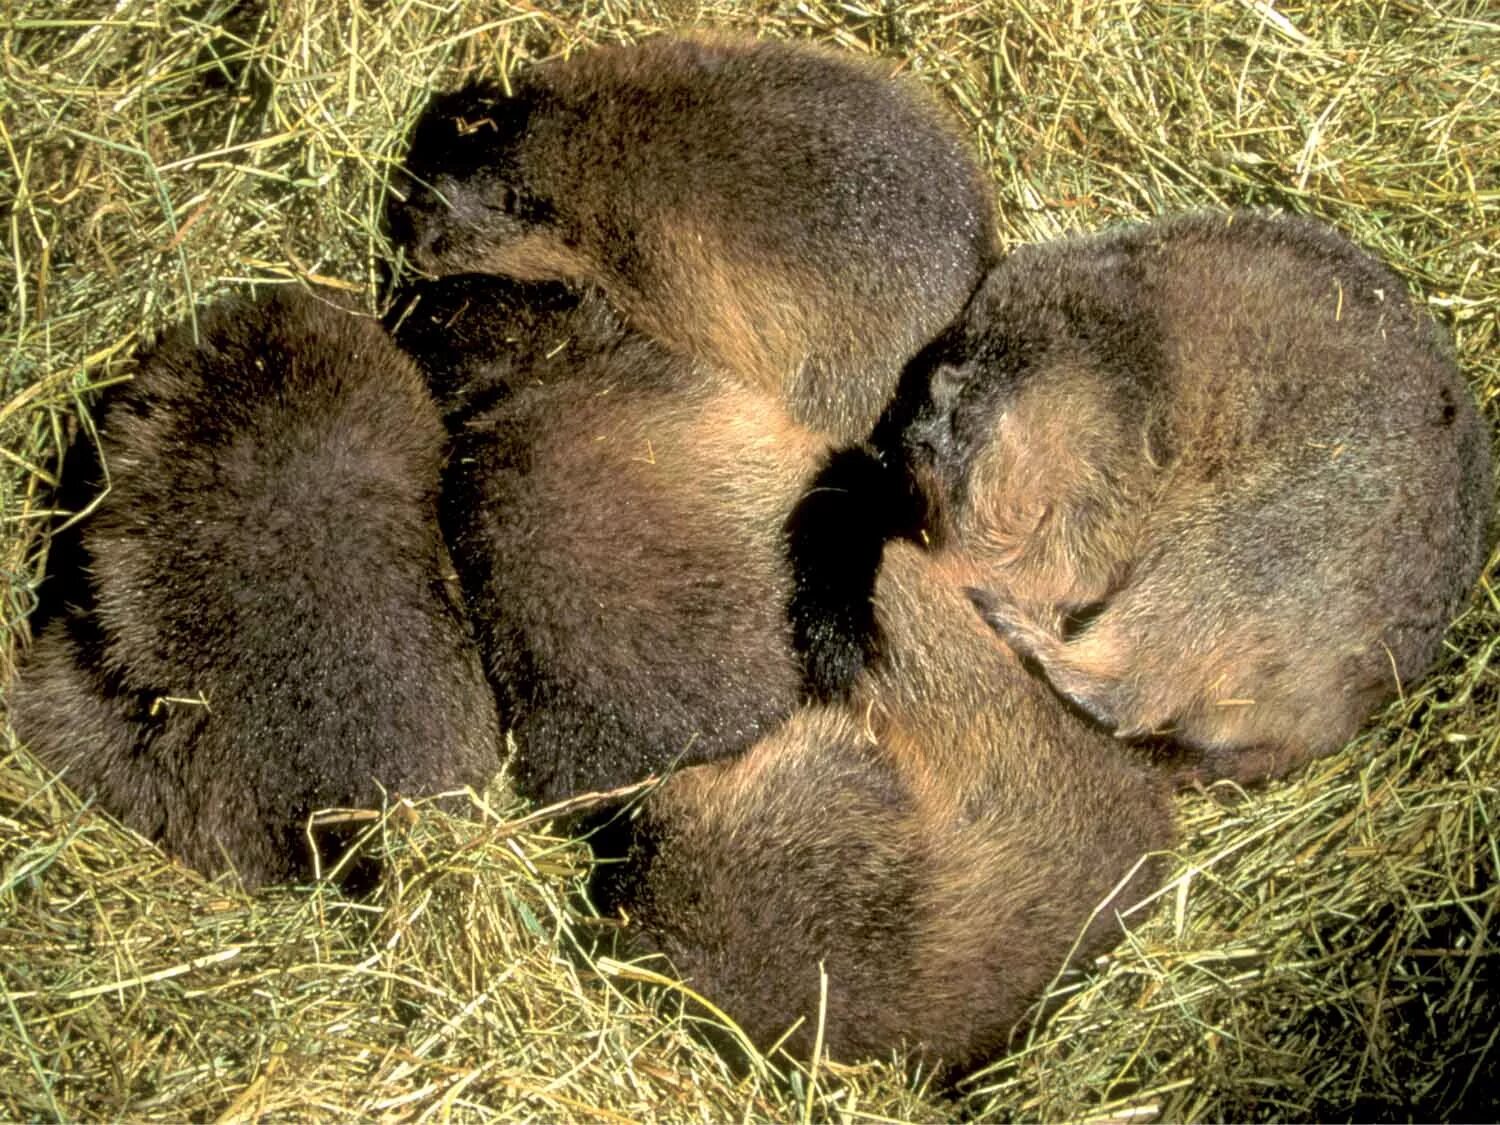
[385,167,416,235]
[385,177,443,269]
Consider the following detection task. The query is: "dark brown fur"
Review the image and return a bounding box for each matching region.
[387,35,998,441]
[7,290,501,887]
[589,541,1175,1071]
[895,211,1493,784]
[384,274,618,424]
[390,275,828,803]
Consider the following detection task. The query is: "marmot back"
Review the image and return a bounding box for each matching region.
[8,290,500,887]
[390,275,826,803]
[388,35,998,441]
[888,211,1492,783]
[588,540,1175,1072]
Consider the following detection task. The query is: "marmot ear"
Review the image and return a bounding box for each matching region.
[927,358,969,414]
[895,318,974,429]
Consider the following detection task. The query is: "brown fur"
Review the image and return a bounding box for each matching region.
[387,34,998,441]
[896,211,1493,784]
[6,290,501,887]
[589,541,1175,1071]
[391,275,829,803]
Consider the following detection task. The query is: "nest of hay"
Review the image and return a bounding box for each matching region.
[2,1,1496,1120]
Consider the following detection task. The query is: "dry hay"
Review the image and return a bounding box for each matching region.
[1,0,1496,1120]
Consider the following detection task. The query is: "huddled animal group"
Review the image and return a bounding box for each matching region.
[8,35,1491,1074]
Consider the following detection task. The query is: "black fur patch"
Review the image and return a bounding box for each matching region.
[785,446,927,700]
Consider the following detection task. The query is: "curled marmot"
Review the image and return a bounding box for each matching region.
[8,289,500,887]
[588,539,1175,1072]
[390,275,828,803]
[875,211,1491,784]
[391,279,1173,1067]
[387,34,998,441]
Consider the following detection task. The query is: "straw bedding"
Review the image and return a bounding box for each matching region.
[2,1,1495,1119]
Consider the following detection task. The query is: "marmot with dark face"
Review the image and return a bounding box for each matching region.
[871,211,1491,785]
[588,538,1176,1072]
[387,35,998,441]
[8,289,501,887]
[390,274,827,804]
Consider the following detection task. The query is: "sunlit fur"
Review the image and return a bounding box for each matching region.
[387,35,998,441]
[894,211,1492,783]
[589,540,1175,1071]
[390,275,827,802]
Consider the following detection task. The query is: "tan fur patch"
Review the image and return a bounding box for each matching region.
[465,230,600,283]
[630,214,815,399]
[964,361,1151,611]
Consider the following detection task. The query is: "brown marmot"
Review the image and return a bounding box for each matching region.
[8,289,501,887]
[387,35,998,441]
[389,274,828,803]
[881,210,1492,784]
[587,538,1176,1072]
